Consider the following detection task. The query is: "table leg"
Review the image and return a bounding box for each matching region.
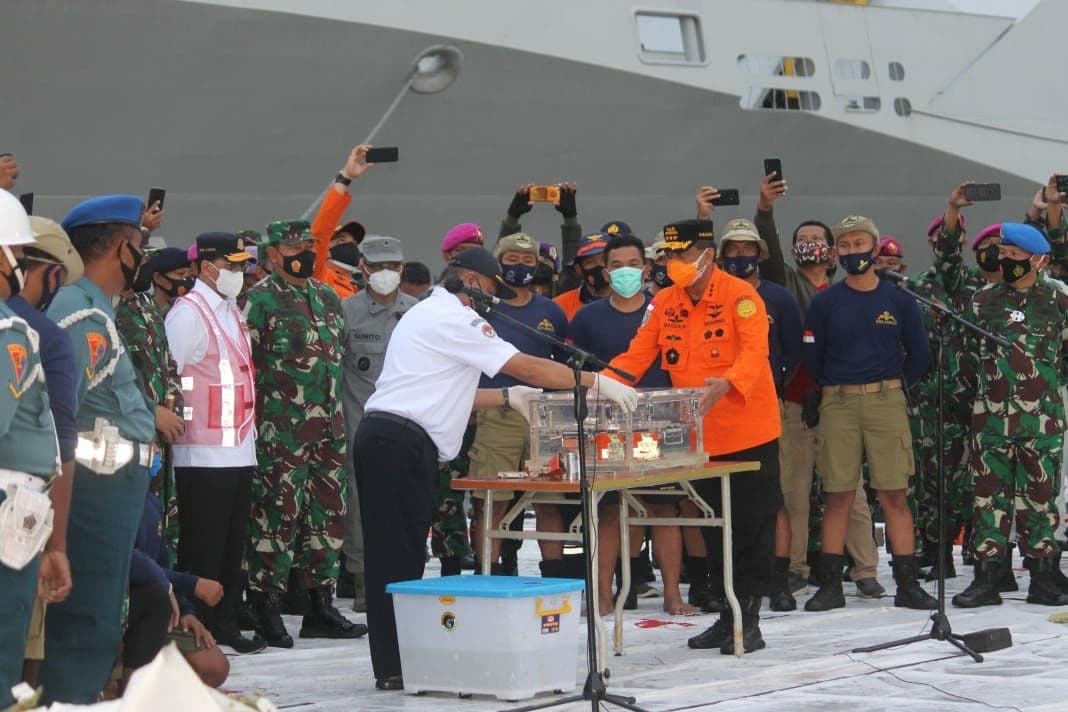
[480,489,492,576]
[720,476,742,657]
[615,497,628,655]
[588,492,608,673]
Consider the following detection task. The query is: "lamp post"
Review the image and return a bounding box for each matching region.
[301,45,463,219]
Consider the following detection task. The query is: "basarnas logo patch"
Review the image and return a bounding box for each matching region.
[875,310,898,326]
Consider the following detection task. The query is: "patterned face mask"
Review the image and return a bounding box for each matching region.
[792,240,831,266]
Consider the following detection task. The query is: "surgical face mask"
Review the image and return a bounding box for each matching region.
[666,249,711,287]
[367,268,401,294]
[1000,254,1036,284]
[976,244,1001,272]
[209,262,244,299]
[649,263,672,288]
[281,249,316,279]
[501,262,536,288]
[608,266,644,298]
[0,245,25,296]
[792,240,831,266]
[722,255,759,278]
[838,251,875,276]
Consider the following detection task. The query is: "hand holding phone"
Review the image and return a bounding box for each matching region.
[711,188,741,207]
[1055,175,1068,196]
[963,183,1001,202]
[364,147,399,164]
[763,158,784,181]
[147,187,166,212]
[529,185,562,204]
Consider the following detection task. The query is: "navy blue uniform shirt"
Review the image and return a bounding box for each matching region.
[756,279,804,393]
[7,295,79,463]
[803,279,929,387]
[479,293,568,388]
[568,295,670,388]
[130,491,197,614]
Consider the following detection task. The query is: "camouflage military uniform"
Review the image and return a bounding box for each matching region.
[115,292,183,558]
[431,423,476,559]
[910,227,989,548]
[963,277,1068,563]
[245,271,347,593]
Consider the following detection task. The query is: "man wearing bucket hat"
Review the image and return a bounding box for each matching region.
[244,220,365,645]
[340,235,418,610]
[0,193,66,708]
[40,195,158,703]
[802,215,936,614]
[718,218,804,611]
[954,222,1068,608]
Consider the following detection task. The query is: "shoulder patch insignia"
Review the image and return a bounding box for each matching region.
[736,298,757,319]
[86,332,109,378]
[7,343,27,398]
[875,310,898,326]
[481,323,497,338]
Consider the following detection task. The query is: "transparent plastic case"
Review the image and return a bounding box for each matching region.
[527,388,705,475]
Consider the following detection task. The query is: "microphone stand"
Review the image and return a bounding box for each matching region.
[852,273,1010,662]
[462,289,644,712]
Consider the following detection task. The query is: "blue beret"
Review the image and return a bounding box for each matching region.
[999,222,1049,255]
[148,246,190,274]
[61,195,144,232]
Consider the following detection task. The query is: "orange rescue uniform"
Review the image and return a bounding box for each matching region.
[608,267,781,456]
[311,187,358,300]
[553,288,587,321]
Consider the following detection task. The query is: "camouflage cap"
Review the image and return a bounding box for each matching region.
[265,220,314,246]
[235,228,262,244]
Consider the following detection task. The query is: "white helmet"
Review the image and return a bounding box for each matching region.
[0,189,34,247]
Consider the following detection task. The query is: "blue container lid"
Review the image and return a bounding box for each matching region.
[387,575,584,599]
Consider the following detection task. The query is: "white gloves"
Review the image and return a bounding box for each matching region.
[591,374,639,413]
[506,386,544,422]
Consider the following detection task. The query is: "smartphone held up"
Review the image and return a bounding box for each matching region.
[529,185,562,203]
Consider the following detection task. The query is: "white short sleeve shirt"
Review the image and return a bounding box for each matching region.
[364,287,519,460]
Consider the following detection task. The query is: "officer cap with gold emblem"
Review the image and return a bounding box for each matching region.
[661,219,715,252]
[493,232,539,259]
[719,218,769,260]
[196,232,254,263]
[600,220,633,238]
[831,215,880,243]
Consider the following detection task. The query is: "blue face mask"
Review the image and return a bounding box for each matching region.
[501,262,535,288]
[608,266,644,298]
[722,256,759,278]
[838,251,874,276]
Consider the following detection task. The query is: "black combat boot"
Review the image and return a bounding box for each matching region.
[997,548,1018,592]
[1025,557,1068,606]
[1052,549,1068,594]
[804,553,846,612]
[892,555,938,609]
[237,587,260,631]
[439,555,462,577]
[211,585,267,654]
[769,557,797,612]
[300,585,368,639]
[250,590,294,648]
[951,561,1002,608]
[687,600,730,649]
[686,556,721,612]
[924,539,957,581]
[282,570,308,615]
[720,595,766,655]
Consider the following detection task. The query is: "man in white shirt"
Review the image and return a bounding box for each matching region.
[164,232,264,654]
[355,247,639,690]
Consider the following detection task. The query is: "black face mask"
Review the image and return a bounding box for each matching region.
[649,263,672,288]
[132,264,154,293]
[582,264,610,291]
[3,258,26,297]
[281,250,316,279]
[976,245,1001,272]
[329,243,361,269]
[120,242,144,291]
[999,255,1034,284]
[36,265,62,312]
[158,273,194,299]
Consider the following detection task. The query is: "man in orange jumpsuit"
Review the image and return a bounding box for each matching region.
[609,218,782,655]
[309,145,375,300]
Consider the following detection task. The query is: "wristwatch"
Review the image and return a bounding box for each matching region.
[501,388,510,408]
[334,172,352,186]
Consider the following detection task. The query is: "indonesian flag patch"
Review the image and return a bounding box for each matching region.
[803,329,815,344]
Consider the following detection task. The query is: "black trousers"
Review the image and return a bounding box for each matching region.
[175,466,254,630]
[697,439,782,597]
[123,583,171,668]
[354,413,438,681]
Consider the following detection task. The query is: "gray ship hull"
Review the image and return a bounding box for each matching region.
[5,0,1033,268]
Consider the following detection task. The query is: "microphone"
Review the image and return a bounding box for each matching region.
[876,267,909,284]
[443,275,501,305]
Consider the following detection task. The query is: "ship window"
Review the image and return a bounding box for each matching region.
[838,95,881,113]
[889,62,906,81]
[636,12,705,64]
[736,54,816,77]
[834,59,872,81]
[893,98,912,116]
[740,87,822,112]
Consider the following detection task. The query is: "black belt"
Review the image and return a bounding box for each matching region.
[364,411,431,441]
